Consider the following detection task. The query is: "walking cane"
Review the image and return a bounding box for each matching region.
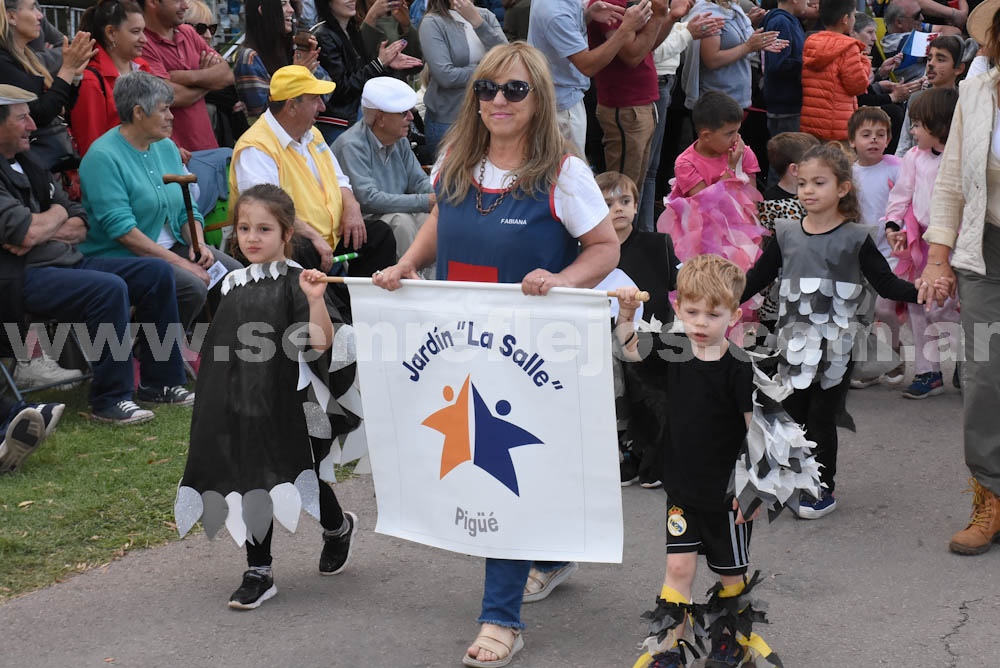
[163,173,213,324]
[162,173,201,258]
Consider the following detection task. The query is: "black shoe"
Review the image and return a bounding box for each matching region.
[319,511,357,575]
[137,384,195,406]
[953,363,962,390]
[33,402,65,437]
[89,400,155,425]
[705,633,746,668]
[0,408,45,474]
[228,570,277,610]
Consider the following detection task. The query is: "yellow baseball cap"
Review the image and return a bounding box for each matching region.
[269,65,336,102]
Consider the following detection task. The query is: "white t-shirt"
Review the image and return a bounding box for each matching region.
[853,156,901,260]
[432,154,609,238]
[449,10,486,63]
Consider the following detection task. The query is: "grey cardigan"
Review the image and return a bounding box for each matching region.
[418,9,507,124]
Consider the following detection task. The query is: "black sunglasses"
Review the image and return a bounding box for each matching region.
[473,79,533,103]
[188,22,218,35]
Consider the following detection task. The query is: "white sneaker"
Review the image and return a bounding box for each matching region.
[13,356,84,390]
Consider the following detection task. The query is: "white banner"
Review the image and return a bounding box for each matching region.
[348,280,623,563]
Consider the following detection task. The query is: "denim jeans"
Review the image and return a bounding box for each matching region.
[22,256,186,411]
[478,559,567,629]
[637,75,674,232]
[423,117,451,159]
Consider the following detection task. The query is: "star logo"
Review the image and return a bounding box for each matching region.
[422,374,542,495]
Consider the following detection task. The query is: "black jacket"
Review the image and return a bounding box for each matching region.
[314,20,386,128]
[0,47,77,129]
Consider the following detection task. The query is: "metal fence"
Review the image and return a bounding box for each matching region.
[41,4,86,37]
[39,3,241,48]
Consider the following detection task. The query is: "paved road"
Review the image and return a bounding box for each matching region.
[2,371,999,667]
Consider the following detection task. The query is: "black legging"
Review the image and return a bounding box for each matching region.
[781,368,853,495]
[245,437,346,568]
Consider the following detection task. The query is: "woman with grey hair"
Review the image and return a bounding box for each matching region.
[78,70,242,331]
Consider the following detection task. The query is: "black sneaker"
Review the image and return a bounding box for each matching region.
[33,402,65,437]
[228,570,277,610]
[319,511,357,575]
[0,408,45,473]
[90,400,155,425]
[137,384,195,406]
[705,633,745,667]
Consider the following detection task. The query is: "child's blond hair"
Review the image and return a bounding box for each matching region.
[676,254,746,312]
[595,171,638,201]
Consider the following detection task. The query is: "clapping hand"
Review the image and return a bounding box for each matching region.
[686,12,725,38]
[586,0,627,26]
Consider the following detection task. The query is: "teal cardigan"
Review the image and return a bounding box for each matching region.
[79,128,203,257]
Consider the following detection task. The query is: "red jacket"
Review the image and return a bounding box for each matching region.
[800,31,871,141]
[68,46,150,157]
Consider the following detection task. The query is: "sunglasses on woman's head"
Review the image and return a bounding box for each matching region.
[473,79,533,103]
[189,22,218,35]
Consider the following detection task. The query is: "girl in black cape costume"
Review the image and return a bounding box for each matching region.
[173,185,363,610]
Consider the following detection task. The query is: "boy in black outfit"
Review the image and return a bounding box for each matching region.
[597,171,681,489]
[615,255,764,668]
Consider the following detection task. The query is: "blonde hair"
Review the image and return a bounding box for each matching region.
[676,254,746,311]
[436,42,577,206]
[1,0,53,87]
[184,0,214,25]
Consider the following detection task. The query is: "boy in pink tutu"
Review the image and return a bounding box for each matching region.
[658,91,767,276]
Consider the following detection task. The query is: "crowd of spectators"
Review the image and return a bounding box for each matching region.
[0,0,991,468]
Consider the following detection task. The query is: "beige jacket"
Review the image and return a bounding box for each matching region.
[925,68,1000,275]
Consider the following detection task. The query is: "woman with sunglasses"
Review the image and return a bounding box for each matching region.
[183,0,217,48]
[419,0,507,157]
[70,0,149,157]
[373,42,618,668]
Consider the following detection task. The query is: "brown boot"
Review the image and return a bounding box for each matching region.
[949,478,1000,555]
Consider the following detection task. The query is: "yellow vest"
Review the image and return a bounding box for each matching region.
[231,120,344,246]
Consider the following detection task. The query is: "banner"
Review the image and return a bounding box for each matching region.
[348,280,623,563]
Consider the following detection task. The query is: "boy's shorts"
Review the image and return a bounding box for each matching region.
[665,500,752,576]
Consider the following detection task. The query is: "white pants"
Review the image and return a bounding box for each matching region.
[556,99,587,157]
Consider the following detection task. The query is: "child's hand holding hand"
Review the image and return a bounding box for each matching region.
[886,228,907,253]
[299,268,329,301]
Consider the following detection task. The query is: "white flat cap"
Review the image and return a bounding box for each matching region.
[361,77,417,113]
[0,85,38,106]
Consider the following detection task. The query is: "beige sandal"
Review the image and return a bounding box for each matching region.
[462,628,524,668]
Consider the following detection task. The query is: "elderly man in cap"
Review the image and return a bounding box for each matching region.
[332,77,434,264]
[0,85,193,425]
[231,66,396,283]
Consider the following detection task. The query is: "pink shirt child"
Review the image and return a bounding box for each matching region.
[671,142,761,198]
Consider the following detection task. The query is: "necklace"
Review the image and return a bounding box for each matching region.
[475,153,518,215]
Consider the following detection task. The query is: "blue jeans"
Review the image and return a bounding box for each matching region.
[186,147,233,216]
[637,75,674,233]
[423,117,451,160]
[22,257,186,411]
[479,559,567,629]
[317,122,349,146]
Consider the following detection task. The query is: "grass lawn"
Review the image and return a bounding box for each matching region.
[0,385,193,600]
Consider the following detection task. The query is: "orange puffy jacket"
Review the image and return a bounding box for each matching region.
[800,31,872,141]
